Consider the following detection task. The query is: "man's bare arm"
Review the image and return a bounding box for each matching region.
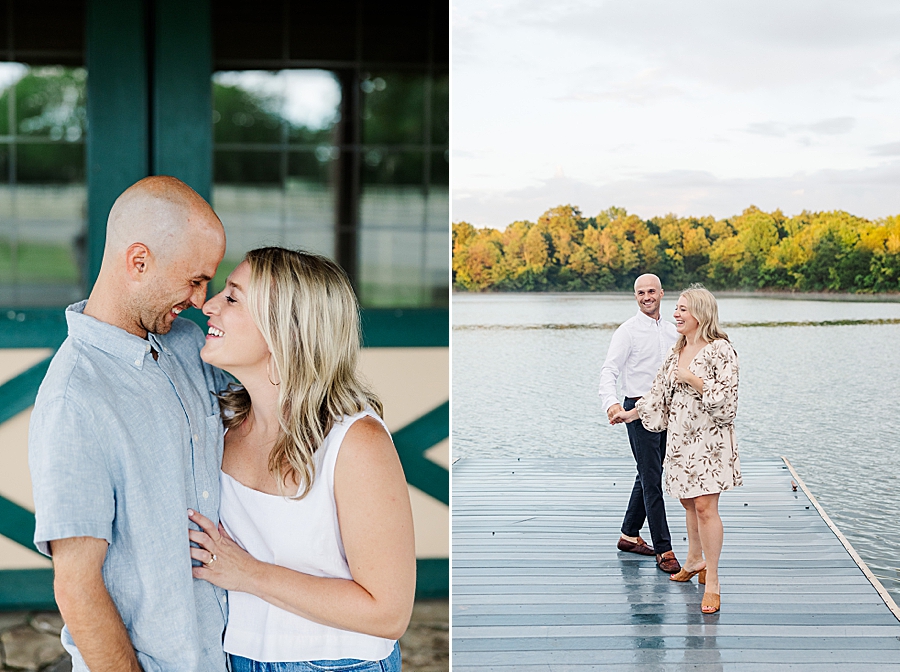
[51,537,142,672]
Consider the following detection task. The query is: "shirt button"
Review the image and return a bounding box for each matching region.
[221,594,227,603]
[193,434,199,442]
[134,359,141,366]
[145,343,151,352]
[202,491,209,499]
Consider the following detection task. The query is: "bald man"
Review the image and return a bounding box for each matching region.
[29,176,230,671]
[599,274,681,574]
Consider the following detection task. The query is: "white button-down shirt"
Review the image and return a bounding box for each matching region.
[598,309,678,411]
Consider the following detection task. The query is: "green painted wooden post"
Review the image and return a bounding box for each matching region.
[85,0,148,288]
[153,0,213,201]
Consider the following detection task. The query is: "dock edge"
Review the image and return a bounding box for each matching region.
[781,455,900,622]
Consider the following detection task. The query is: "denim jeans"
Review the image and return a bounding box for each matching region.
[620,396,672,554]
[229,641,401,672]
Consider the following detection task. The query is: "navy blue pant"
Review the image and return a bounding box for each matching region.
[620,397,672,554]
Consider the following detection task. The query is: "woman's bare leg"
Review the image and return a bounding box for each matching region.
[680,498,706,572]
[694,493,723,596]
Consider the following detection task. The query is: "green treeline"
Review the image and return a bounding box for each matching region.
[453,205,900,293]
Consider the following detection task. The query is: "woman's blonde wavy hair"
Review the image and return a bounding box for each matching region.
[218,247,382,499]
[674,283,730,354]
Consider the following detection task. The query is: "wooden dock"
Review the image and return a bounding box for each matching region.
[452,458,900,670]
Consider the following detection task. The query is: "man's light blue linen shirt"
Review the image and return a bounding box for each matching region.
[29,301,230,672]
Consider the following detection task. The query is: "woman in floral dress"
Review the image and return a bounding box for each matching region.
[614,284,741,614]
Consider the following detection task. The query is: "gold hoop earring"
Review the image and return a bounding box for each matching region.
[267,354,281,386]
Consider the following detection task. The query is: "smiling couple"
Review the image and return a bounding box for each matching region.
[600,273,742,615]
[28,176,415,671]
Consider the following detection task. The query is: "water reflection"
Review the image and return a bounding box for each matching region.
[453,295,900,606]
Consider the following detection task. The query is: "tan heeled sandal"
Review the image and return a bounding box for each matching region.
[701,592,720,613]
[669,567,707,584]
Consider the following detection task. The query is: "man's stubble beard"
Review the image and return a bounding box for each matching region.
[127,281,178,336]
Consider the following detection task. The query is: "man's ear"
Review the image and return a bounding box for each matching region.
[125,243,151,281]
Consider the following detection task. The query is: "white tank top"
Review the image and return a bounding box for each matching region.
[219,409,396,662]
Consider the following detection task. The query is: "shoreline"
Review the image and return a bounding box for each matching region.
[452,289,900,303]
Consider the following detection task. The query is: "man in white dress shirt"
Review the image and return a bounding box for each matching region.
[599,273,681,574]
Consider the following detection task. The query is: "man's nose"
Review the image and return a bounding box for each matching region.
[191,285,207,309]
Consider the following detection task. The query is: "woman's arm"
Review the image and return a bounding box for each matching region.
[190,417,416,640]
[634,352,675,432]
[674,365,704,394]
[700,341,739,426]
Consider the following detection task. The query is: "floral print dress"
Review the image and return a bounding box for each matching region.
[636,339,742,499]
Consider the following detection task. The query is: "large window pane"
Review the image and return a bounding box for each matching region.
[284,151,336,257]
[210,60,447,308]
[432,75,448,145]
[0,63,85,306]
[212,70,341,292]
[361,73,426,145]
[425,230,449,306]
[428,150,448,232]
[358,229,427,307]
[357,68,448,306]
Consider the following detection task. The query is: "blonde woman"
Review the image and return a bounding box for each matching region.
[614,284,741,614]
[187,247,415,671]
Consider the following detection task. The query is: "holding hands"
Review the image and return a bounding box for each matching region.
[188,509,257,592]
[610,407,639,425]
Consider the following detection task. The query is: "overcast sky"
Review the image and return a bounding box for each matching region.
[452,0,900,227]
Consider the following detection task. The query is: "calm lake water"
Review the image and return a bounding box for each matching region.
[452,292,900,604]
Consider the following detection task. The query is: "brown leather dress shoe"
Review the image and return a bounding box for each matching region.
[656,550,682,573]
[617,536,655,556]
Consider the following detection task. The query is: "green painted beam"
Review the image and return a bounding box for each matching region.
[0,310,67,348]
[0,358,52,425]
[0,561,450,611]
[182,306,450,348]
[0,570,56,611]
[416,558,448,599]
[0,496,38,551]
[85,0,148,287]
[0,307,449,349]
[360,308,449,348]
[153,0,213,201]
[393,401,449,505]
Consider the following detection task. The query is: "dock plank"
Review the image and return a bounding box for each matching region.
[451,458,900,669]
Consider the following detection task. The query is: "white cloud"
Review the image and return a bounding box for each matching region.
[452,0,900,222]
[871,141,900,156]
[745,117,856,138]
[454,161,900,227]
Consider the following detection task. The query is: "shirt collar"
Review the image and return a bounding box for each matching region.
[65,300,154,370]
[634,308,663,325]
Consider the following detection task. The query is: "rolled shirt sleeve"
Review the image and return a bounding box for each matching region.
[598,325,631,412]
[29,397,114,557]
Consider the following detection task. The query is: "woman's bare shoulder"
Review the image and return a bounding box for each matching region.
[339,415,395,463]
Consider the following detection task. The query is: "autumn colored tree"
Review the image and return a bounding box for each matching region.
[453,206,900,294]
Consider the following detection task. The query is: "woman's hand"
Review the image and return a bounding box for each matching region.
[188,509,257,591]
[674,366,704,394]
[611,408,639,424]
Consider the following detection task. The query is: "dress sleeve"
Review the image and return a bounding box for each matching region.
[636,350,675,433]
[700,340,739,427]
